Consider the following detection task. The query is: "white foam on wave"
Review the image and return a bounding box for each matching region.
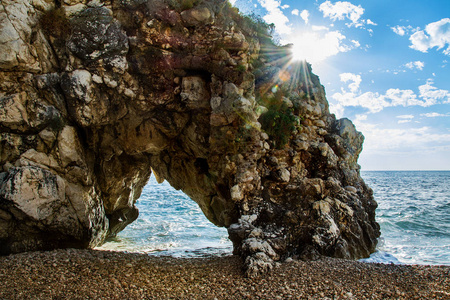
[360,251,403,264]
[98,172,450,263]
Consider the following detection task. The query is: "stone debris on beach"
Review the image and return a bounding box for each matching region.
[0,249,449,299]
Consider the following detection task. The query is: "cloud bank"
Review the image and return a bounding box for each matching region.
[331,74,450,115]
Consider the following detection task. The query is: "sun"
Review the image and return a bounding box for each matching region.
[289,30,345,64]
[290,33,321,63]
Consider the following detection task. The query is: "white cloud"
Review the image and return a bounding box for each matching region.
[391,25,407,36]
[300,10,310,24]
[312,25,329,31]
[351,39,360,47]
[389,89,423,105]
[319,1,364,24]
[353,117,450,156]
[331,75,450,114]
[355,123,450,152]
[397,115,415,119]
[319,1,374,28]
[329,102,345,118]
[409,18,450,55]
[339,72,361,92]
[391,25,418,36]
[229,0,237,5]
[419,79,450,104]
[421,112,449,118]
[355,114,367,122]
[405,61,425,70]
[257,0,292,35]
[332,90,387,114]
[366,19,377,26]
[396,114,414,124]
[281,4,289,9]
[291,9,299,16]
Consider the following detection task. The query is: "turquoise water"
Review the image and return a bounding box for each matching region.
[98,171,450,266]
[96,177,233,257]
[361,171,450,266]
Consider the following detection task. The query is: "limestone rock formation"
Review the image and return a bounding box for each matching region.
[0,0,380,275]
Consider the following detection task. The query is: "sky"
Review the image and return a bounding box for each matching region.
[231,0,450,170]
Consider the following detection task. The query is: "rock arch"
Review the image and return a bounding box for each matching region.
[0,0,379,275]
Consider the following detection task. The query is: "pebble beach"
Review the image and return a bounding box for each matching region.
[0,249,449,299]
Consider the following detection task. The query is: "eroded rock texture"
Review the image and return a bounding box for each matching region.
[0,0,380,275]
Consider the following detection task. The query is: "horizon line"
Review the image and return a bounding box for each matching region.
[361,169,450,172]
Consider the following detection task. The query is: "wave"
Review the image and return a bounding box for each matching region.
[98,172,450,265]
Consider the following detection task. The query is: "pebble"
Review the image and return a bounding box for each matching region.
[0,249,448,299]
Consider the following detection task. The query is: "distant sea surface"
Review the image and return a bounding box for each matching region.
[360,171,450,266]
[97,171,450,266]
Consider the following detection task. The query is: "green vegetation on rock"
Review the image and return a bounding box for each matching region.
[258,89,299,149]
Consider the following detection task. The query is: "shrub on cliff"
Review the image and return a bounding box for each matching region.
[259,90,298,149]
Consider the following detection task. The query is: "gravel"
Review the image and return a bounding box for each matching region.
[0,249,449,299]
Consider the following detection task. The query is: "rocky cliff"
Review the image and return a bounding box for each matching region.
[0,0,380,275]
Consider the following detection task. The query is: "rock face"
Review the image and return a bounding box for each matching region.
[0,0,380,275]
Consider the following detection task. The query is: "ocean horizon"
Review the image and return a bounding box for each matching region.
[97,170,450,266]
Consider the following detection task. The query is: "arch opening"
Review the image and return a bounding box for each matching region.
[97,176,232,257]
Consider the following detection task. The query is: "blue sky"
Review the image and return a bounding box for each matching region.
[232,0,450,170]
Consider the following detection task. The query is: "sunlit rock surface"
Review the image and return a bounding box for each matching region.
[0,0,379,275]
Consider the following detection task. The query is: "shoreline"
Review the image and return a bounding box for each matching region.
[1,249,449,299]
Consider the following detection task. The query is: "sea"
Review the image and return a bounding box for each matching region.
[96,171,450,266]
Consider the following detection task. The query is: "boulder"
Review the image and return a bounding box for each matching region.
[181,7,213,26]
